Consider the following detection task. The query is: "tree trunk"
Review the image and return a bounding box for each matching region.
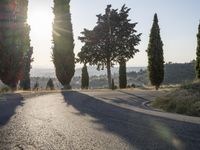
[107,60,112,89]
[9,83,17,91]
[63,84,71,90]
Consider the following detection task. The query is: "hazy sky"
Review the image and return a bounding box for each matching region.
[28,0,200,69]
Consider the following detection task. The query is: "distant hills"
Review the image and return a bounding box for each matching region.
[30,66,146,78]
[1,62,196,89]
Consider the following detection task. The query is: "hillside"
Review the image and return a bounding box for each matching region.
[163,62,195,84]
[30,66,145,77]
[0,62,196,89]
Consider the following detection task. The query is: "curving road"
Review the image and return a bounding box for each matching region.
[0,90,200,150]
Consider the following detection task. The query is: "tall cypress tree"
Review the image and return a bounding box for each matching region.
[18,0,33,90]
[20,47,33,90]
[196,23,200,79]
[147,14,164,90]
[81,64,89,89]
[119,59,127,88]
[52,0,75,89]
[0,0,24,89]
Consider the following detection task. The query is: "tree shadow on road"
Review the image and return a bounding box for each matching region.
[0,93,24,126]
[61,91,200,150]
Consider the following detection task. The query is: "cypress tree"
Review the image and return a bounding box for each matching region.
[46,78,55,90]
[0,0,24,89]
[196,23,200,79]
[20,47,33,90]
[81,64,89,89]
[18,0,33,90]
[147,14,164,90]
[52,0,75,89]
[119,59,127,88]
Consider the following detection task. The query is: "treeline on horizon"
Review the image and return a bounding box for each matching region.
[5,61,193,90]
[0,1,200,91]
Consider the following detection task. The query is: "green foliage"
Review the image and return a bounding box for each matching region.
[52,0,75,89]
[20,47,33,90]
[18,0,32,90]
[78,4,141,89]
[81,64,89,89]
[0,0,31,90]
[46,78,54,90]
[119,59,127,88]
[196,23,200,79]
[0,85,11,93]
[147,14,164,90]
[180,80,200,90]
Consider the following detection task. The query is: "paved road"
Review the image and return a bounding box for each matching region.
[0,90,200,150]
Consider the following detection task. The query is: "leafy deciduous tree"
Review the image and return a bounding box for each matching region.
[78,5,141,89]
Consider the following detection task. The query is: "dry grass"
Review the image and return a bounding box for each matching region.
[151,81,200,117]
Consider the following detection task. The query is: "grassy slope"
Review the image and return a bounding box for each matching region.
[151,81,200,117]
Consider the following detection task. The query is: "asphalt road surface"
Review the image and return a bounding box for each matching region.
[0,90,200,150]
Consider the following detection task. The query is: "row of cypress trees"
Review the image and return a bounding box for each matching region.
[0,0,75,90]
[80,13,200,90]
[43,1,200,90]
[0,1,199,90]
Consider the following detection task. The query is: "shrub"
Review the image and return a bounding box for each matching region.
[152,82,200,117]
[0,86,11,93]
[46,78,54,90]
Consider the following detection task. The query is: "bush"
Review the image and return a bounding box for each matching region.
[46,78,54,90]
[180,81,200,91]
[0,86,11,93]
[131,84,136,88]
[190,101,200,116]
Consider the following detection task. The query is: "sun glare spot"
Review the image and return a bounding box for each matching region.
[27,3,54,68]
[28,10,53,35]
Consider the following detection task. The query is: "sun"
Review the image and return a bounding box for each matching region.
[27,5,54,68]
[28,10,53,35]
